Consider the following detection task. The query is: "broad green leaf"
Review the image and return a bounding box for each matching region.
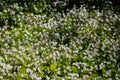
[50,63,57,71]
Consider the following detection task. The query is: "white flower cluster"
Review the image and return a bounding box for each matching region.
[0,2,120,80]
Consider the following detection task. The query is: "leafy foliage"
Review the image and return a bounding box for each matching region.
[0,0,120,80]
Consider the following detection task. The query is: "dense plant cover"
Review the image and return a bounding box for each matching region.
[1,0,120,13]
[0,0,120,80]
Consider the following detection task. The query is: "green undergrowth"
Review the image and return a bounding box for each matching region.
[0,2,120,80]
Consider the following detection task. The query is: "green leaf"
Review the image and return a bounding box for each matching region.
[50,63,57,71]
[72,66,78,73]
[20,67,26,74]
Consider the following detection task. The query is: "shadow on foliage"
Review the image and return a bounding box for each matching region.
[1,0,120,13]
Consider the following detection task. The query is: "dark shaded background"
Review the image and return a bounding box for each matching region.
[1,0,120,13]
